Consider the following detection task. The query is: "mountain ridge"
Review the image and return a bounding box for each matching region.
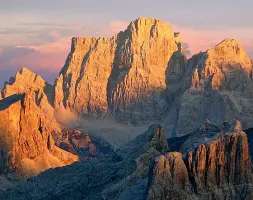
[0,17,253,186]
[1,18,253,137]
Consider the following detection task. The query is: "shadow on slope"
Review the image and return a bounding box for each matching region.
[0,94,23,111]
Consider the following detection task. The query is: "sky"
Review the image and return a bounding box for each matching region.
[0,0,253,86]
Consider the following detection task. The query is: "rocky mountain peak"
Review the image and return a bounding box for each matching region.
[126,17,175,39]
[3,67,51,99]
[176,38,253,135]
[55,17,182,124]
[207,38,251,63]
[215,38,242,49]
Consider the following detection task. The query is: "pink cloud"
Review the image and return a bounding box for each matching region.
[48,30,61,39]
[108,21,129,33]
[7,21,129,73]
[96,21,128,37]
[24,37,71,53]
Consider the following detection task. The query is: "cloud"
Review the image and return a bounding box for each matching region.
[0,45,68,85]
[0,46,36,61]
[89,20,128,37]
[0,19,131,86]
[106,21,128,35]
[182,42,191,57]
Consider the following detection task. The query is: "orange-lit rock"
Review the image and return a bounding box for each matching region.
[55,17,182,124]
[0,92,78,178]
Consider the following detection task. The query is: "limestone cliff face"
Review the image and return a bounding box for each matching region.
[3,19,253,139]
[3,67,52,98]
[0,92,78,178]
[175,39,253,135]
[55,17,181,124]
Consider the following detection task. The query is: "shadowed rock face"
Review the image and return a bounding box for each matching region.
[244,128,253,161]
[59,127,115,160]
[1,121,252,200]
[148,120,253,200]
[0,124,169,200]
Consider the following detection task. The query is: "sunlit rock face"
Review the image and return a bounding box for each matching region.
[0,92,78,178]
[1,19,253,140]
[55,17,182,125]
[174,39,253,135]
[0,68,116,178]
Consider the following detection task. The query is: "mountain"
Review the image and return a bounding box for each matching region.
[54,17,183,125]
[0,68,116,180]
[0,91,78,178]
[2,18,252,140]
[58,127,115,160]
[1,120,252,200]
[148,120,253,199]
[174,39,253,135]
[53,17,253,138]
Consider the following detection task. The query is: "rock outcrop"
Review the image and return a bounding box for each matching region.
[148,120,253,199]
[59,127,115,160]
[0,92,78,178]
[0,67,121,181]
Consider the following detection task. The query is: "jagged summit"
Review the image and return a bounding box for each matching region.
[215,38,241,47]
[20,66,34,75]
[176,36,253,134]
[206,38,250,61]
[127,17,174,35]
